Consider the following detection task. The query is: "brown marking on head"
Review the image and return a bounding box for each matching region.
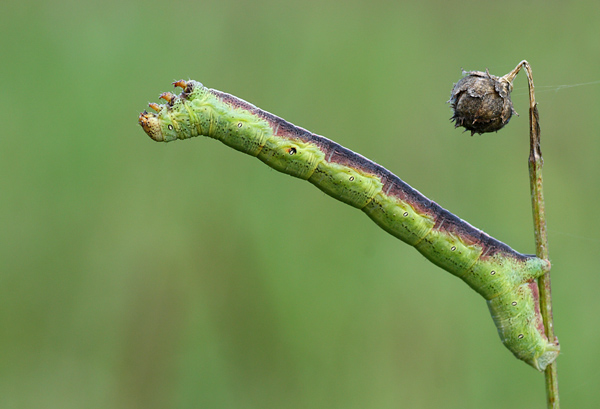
[138,111,164,142]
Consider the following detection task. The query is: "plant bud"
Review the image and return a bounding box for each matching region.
[449,70,517,135]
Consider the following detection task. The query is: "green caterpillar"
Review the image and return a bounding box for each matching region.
[139,80,560,371]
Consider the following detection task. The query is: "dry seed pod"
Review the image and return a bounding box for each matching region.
[449,69,517,135]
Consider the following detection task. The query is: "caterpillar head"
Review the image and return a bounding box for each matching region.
[139,80,205,142]
[139,111,165,141]
[138,99,181,142]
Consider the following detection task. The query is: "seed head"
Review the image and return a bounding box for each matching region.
[449,69,517,135]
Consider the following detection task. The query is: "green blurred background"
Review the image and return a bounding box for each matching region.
[2,0,599,407]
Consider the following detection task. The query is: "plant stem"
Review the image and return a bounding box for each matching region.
[506,60,560,409]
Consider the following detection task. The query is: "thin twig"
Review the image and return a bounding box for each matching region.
[505,60,560,409]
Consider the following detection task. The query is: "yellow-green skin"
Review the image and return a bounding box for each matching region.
[139,81,559,370]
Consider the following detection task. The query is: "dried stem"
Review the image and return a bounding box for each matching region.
[504,60,560,409]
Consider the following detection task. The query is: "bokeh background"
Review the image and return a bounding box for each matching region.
[2,0,599,407]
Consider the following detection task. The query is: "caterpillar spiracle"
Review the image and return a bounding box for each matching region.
[139,80,559,371]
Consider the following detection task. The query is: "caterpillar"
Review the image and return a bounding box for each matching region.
[139,80,560,371]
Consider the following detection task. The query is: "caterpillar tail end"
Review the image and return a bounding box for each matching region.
[503,332,560,372]
[532,341,560,371]
[488,280,560,372]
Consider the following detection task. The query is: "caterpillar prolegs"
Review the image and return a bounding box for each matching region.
[139,80,559,370]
